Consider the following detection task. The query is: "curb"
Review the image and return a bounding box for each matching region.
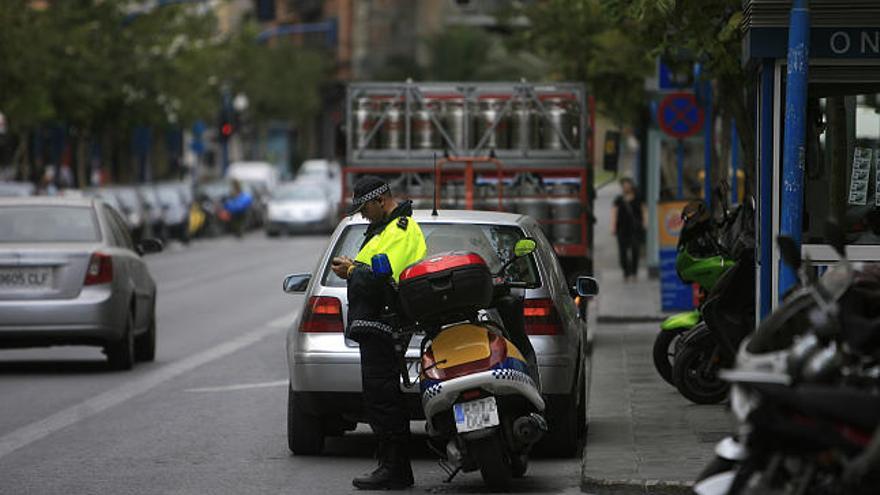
[596,315,668,324]
[581,477,693,495]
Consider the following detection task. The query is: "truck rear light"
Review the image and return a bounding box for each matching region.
[84,252,113,285]
[300,296,343,333]
[523,298,562,335]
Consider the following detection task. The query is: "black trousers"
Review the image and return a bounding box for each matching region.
[359,335,410,436]
[616,234,640,277]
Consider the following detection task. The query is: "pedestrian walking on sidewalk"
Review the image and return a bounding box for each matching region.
[611,177,645,282]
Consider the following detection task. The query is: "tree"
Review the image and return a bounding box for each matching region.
[603,0,754,179]
[419,25,548,82]
[223,22,329,135]
[514,0,653,126]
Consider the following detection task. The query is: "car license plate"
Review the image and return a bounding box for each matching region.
[0,267,52,289]
[453,396,499,433]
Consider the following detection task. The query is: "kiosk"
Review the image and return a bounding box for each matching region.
[744,0,880,317]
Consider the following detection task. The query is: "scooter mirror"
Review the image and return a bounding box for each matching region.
[777,236,801,271]
[514,238,536,258]
[824,220,846,257]
[371,253,393,278]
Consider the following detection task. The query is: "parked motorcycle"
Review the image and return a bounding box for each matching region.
[693,226,880,494]
[670,196,756,404]
[372,239,598,490]
[654,199,736,384]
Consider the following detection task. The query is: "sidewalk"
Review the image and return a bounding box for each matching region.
[591,181,666,323]
[581,181,733,494]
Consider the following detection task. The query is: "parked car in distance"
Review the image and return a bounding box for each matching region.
[227,160,280,193]
[296,159,342,204]
[266,181,338,236]
[110,186,148,242]
[0,181,35,197]
[137,186,165,240]
[154,182,191,244]
[281,209,593,456]
[0,196,163,370]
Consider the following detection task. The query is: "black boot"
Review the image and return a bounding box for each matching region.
[352,436,414,490]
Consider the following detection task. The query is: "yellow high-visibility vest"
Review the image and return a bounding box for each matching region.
[355,216,426,282]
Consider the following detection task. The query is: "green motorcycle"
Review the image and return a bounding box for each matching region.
[652,201,735,385]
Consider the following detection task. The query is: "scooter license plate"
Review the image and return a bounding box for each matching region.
[453,397,499,433]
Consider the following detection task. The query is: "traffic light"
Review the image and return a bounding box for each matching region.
[218,111,234,142]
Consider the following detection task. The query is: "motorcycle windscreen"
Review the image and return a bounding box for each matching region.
[431,324,491,368]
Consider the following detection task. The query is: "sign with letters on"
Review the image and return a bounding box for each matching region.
[747,27,880,60]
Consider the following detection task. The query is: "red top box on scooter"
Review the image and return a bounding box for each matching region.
[398,251,494,324]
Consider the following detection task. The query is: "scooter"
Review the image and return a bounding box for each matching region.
[372,239,598,490]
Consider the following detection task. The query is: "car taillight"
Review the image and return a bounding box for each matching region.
[523,298,562,335]
[84,252,113,285]
[300,296,343,333]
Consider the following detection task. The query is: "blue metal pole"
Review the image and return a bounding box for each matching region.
[759,60,775,318]
[779,0,810,296]
[731,121,739,204]
[677,140,685,199]
[704,81,713,209]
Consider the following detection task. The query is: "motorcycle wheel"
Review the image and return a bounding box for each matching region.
[672,341,729,404]
[652,328,687,385]
[469,432,512,491]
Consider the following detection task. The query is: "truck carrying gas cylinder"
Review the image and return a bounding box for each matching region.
[341,81,596,277]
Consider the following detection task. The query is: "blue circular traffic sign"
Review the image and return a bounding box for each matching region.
[658,93,704,139]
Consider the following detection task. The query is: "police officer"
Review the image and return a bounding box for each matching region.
[330,176,426,490]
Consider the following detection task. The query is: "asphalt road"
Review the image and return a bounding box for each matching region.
[0,233,583,494]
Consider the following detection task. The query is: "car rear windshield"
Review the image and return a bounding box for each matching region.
[0,206,100,242]
[321,223,540,288]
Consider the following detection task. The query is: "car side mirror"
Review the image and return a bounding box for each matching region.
[575,276,599,298]
[282,273,311,293]
[136,238,163,255]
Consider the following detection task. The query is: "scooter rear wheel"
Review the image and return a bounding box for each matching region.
[469,432,512,491]
[672,341,729,404]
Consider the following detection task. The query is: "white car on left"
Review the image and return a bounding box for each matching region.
[0,196,163,370]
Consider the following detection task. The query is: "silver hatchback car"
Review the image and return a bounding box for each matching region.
[0,197,162,370]
[283,209,594,456]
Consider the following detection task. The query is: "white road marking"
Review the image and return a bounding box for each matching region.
[0,311,298,460]
[184,379,288,393]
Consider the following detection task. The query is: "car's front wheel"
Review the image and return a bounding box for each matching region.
[287,388,325,455]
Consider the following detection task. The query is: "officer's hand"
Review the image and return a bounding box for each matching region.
[331,256,352,278]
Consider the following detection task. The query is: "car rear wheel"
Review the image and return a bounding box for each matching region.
[135,305,156,362]
[534,395,580,457]
[287,388,325,455]
[107,311,135,371]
